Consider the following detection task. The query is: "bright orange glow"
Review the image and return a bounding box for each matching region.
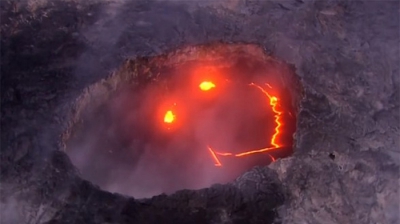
[249,83,283,148]
[208,146,222,167]
[199,81,216,91]
[160,79,285,167]
[234,146,278,157]
[206,82,284,167]
[215,152,233,156]
[214,146,280,157]
[164,110,175,124]
[208,146,278,167]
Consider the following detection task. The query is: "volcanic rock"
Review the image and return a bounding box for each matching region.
[1,0,398,223]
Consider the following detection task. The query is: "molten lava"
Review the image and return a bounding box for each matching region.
[199,81,216,91]
[207,83,285,167]
[208,146,222,167]
[249,83,283,148]
[161,79,286,167]
[164,110,175,124]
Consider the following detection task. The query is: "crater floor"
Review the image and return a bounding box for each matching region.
[64,44,300,198]
[1,1,399,224]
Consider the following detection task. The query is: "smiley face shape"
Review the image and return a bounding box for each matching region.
[158,65,287,167]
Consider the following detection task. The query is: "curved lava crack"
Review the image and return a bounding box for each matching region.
[164,80,286,167]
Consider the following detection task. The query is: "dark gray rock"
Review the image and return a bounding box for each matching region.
[1,0,398,223]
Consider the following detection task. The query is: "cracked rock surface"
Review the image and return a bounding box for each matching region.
[1,0,399,223]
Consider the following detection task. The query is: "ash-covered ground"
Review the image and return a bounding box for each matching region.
[1,0,399,224]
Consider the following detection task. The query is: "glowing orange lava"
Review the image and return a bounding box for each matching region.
[249,83,283,148]
[164,110,175,124]
[199,81,216,91]
[207,83,284,167]
[160,79,285,167]
[208,146,222,167]
[208,146,280,167]
[234,146,279,157]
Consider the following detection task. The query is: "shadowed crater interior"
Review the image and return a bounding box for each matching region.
[64,43,302,198]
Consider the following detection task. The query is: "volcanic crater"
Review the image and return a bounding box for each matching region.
[1,1,398,223]
[64,44,302,198]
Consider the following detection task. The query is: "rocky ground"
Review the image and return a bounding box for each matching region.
[1,0,399,223]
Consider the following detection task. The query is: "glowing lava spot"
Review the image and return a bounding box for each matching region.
[199,81,216,91]
[164,110,176,124]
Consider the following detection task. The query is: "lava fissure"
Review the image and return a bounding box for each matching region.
[162,80,286,167]
[208,146,222,167]
[66,44,299,197]
[249,83,283,148]
[206,82,286,167]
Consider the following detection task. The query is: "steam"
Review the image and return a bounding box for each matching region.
[64,0,296,199]
[66,58,289,199]
[0,197,23,224]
